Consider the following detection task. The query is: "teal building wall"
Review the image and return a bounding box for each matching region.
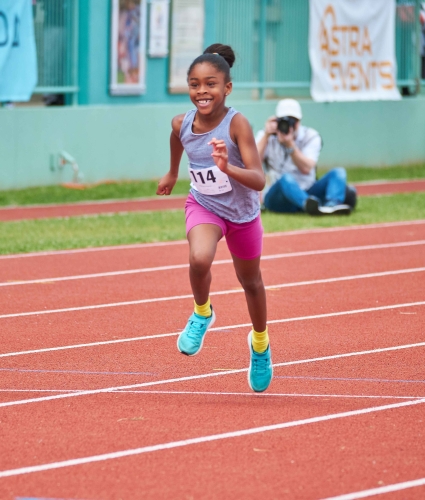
[1,97,425,189]
[0,0,424,189]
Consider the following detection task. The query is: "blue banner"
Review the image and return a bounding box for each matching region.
[0,0,37,102]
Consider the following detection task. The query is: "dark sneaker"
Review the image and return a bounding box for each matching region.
[344,185,357,209]
[177,307,216,356]
[247,331,273,392]
[318,204,352,215]
[305,196,321,215]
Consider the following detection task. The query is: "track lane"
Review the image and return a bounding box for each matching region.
[1,223,425,499]
[2,240,424,289]
[0,364,424,469]
[0,305,424,403]
[1,242,425,315]
[0,220,424,282]
[0,267,423,355]
[0,392,424,499]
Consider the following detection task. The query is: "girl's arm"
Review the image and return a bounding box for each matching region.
[210,113,265,192]
[156,114,185,195]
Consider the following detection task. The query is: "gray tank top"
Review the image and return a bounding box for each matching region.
[180,107,260,223]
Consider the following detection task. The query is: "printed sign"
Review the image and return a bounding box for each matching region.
[309,0,401,101]
[148,0,169,57]
[169,0,204,93]
[0,0,37,101]
[189,165,232,196]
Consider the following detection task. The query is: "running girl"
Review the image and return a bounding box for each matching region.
[156,43,272,392]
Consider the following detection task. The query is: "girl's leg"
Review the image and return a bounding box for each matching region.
[232,253,272,393]
[188,223,223,305]
[177,223,222,356]
[231,254,267,332]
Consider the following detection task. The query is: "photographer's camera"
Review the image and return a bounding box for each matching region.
[276,116,298,134]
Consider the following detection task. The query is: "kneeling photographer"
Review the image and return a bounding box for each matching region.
[256,99,357,215]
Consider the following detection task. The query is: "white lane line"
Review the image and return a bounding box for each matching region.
[2,266,425,320]
[0,397,424,478]
[354,178,425,186]
[0,389,82,393]
[0,195,187,211]
[0,240,188,260]
[1,219,424,260]
[1,339,425,409]
[2,240,425,287]
[114,390,424,400]
[263,219,425,239]
[1,301,425,359]
[1,389,422,399]
[321,477,425,500]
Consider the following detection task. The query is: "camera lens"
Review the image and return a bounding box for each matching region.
[277,118,290,134]
[277,117,296,134]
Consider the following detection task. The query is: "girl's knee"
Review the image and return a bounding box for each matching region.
[189,251,213,275]
[239,273,264,294]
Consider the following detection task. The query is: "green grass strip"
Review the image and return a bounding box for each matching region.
[0,180,191,207]
[1,164,425,207]
[331,164,425,183]
[1,192,424,255]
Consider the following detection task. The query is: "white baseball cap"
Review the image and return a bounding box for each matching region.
[275,99,302,119]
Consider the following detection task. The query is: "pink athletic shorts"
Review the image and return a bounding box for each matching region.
[185,194,263,260]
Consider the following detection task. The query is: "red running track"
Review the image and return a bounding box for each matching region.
[0,220,425,499]
[1,180,425,221]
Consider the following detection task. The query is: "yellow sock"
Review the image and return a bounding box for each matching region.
[252,327,269,353]
[194,298,211,317]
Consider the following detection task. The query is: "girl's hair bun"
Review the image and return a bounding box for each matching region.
[187,42,235,83]
[203,43,236,68]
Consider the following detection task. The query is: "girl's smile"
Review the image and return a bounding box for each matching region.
[196,98,213,108]
[188,62,232,116]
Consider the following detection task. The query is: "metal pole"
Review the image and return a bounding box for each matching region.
[71,0,79,105]
[414,0,422,92]
[258,0,267,99]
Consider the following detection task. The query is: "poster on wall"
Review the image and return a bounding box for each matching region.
[110,0,147,95]
[169,0,204,93]
[309,0,401,101]
[149,0,170,57]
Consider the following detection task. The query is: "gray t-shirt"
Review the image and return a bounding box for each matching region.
[256,125,322,192]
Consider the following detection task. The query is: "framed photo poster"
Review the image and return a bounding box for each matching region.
[110,0,147,95]
[169,0,204,93]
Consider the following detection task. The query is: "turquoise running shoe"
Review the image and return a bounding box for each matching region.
[247,331,273,392]
[177,307,216,356]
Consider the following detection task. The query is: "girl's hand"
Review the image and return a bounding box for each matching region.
[156,172,177,195]
[208,138,229,173]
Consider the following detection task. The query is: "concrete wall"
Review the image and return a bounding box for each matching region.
[1,96,425,189]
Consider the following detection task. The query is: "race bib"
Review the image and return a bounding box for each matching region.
[189,165,232,195]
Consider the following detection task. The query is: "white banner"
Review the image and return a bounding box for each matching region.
[309,0,401,101]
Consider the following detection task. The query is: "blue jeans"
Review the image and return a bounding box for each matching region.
[264,168,348,213]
